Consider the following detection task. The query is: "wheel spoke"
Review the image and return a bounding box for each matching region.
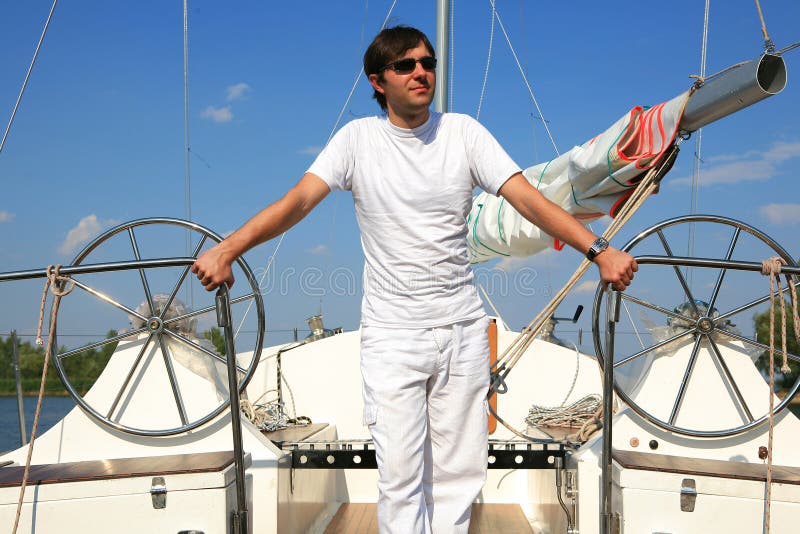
[706,334,754,423]
[669,334,703,425]
[163,329,248,376]
[708,228,741,311]
[716,329,800,363]
[715,279,800,322]
[620,293,695,323]
[107,333,153,419]
[162,293,256,327]
[161,235,208,318]
[657,230,699,316]
[71,278,146,320]
[128,228,155,316]
[58,327,148,360]
[158,336,189,425]
[614,327,696,368]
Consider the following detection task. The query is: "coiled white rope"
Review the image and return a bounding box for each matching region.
[526,394,602,441]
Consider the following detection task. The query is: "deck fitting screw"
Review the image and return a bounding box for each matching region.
[758,446,768,460]
[649,439,658,450]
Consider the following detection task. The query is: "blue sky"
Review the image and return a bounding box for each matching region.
[1,0,799,354]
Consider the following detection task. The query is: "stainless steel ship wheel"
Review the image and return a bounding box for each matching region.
[50,218,264,436]
[592,215,800,437]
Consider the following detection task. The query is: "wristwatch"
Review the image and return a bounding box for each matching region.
[586,237,609,262]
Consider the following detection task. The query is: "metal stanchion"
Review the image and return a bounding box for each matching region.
[11,330,27,446]
[601,290,620,534]
[216,286,249,534]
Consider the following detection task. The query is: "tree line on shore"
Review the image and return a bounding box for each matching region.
[0,306,796,396]
[0,328,226,396]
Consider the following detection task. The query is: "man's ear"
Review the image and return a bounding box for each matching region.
[368,74,385,95]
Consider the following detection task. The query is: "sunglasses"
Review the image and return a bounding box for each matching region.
[379,56,437,74]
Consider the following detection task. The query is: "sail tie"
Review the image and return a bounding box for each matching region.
[13,265,73,534]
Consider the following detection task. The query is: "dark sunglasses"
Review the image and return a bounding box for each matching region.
[379,56,437,74]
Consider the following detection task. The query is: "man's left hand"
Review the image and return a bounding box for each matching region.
[594,247,637,291]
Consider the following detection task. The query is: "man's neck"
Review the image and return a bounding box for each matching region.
[386,108,431,129]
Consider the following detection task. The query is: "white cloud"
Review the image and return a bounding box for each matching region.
[0,211,14,223]
[759,203,800,226]
[306,244,329,256]
[299,146,323,156]
[226,83,251,101]
[493,248,561,272]
[59,215,118,255]
[494,256,533,272]
[201,105,233,123]
[669,140,800,188]
[574,280,600,293]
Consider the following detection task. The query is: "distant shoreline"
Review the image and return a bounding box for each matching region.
[0,392,73,397]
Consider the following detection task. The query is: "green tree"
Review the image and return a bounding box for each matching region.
[202,327,227,356]
[754,301,799,391]
[0,330,118,395]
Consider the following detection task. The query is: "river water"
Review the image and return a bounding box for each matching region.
[0,396,76,454]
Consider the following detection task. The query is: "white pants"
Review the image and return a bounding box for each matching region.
[360,316,490,534]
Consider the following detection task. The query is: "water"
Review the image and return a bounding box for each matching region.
[0,396,76,453]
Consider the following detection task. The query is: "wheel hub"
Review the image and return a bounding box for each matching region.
[147,317,164,334]
[696,316,714,334]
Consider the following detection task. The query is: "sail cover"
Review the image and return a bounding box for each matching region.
[467,91,691,263]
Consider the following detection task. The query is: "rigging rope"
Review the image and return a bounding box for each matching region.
[486,1,559,155]
[327,0,398,145]
[12,266,73,534]
[0,0,59,157]
[688,0,711,289]
[476,0,496,120]
[753,0,775,53]
[760,257,800,534]
[183,0,194,310]
[448,0,455,109]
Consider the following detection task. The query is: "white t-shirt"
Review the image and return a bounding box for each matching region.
[308,112,520,328]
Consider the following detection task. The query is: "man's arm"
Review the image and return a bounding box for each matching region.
[192,173,331,290]
[497,173,637,291]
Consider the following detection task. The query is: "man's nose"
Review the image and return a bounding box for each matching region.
[412,60,430,78]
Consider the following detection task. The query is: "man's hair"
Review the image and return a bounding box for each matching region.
[363,26,435,111]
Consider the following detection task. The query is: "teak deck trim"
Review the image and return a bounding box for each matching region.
[613,449,800,485]
[0,450,240,488]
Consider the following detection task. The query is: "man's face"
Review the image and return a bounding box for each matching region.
[369,41,436,122]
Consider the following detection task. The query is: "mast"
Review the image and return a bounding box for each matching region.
[434,0,449,113]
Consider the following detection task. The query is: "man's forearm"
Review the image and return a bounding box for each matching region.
[498,173,597,254]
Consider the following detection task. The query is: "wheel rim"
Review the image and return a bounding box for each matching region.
[592,214,800,437]
[51,218,265,436]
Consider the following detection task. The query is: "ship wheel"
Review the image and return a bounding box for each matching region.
[592,215,800,437]
[50,218,264,436]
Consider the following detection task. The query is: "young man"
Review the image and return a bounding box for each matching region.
[193,26,636,534]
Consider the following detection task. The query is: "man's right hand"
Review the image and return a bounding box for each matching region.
[191,244,235,291]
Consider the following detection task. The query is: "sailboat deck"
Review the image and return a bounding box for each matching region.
[324,503,533,533]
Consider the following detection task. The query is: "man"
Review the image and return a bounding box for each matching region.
[193,26,636,534]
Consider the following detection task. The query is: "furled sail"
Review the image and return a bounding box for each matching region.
[467,91,691,263]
